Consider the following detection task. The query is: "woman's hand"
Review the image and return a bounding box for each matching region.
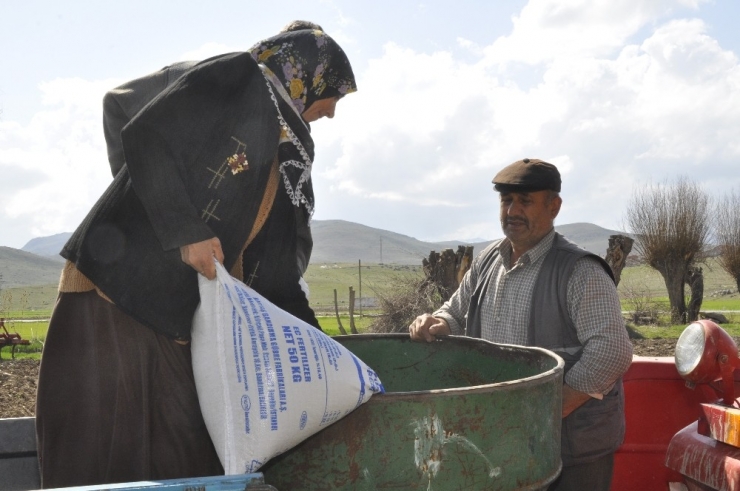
[409,314,451,343]
[179,237,224,280]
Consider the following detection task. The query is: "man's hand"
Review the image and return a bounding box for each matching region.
[179,237,224,280]
[562,383,593,418]
[409,314,451,343]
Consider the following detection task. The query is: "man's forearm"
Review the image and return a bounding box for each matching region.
[562,383,592,418]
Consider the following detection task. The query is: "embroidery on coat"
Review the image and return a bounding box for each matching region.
[279,158,313,215]
[247,261,260,287]
[206,162,230,189]
[258,66,316,218]
[226,137,249,175]
[201,199,221,223]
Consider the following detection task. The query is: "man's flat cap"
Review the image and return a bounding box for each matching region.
[492,158,561,192]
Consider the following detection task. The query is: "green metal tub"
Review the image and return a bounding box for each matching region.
[261,333,564,490]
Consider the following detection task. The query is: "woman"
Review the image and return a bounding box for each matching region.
[36,28,356,488]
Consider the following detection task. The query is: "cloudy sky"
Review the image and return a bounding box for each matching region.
[1,0,739,250]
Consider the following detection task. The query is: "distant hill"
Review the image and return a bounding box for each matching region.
[0,247,63,288]
[309,220,479,264]
[21,232,71,258]
[311,220,628,264]
[555,223,630,257]
[5,220,630,288]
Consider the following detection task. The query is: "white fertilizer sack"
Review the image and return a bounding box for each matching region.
[192,261,384,474]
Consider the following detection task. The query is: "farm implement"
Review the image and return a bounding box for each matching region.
[0,319,30,360]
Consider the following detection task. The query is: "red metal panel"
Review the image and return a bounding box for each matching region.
[613,356,719,491]
[666,421,740,491]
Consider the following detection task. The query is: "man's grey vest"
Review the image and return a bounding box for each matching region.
[465,233,625,466]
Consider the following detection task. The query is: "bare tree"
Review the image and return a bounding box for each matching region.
[604,234,634,286]
[421,246,474,302]
[686,266,704,322]
[714,189,740,293]
[625,177,710,323]
[619,278,667,325]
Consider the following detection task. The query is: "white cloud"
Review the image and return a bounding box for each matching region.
[628,20,740,161]
[310,0,740,240]
[482,0,707,66]
[0,78,118,247]
[2,0,737,248]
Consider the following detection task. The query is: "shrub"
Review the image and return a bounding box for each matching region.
[370,274,443,333]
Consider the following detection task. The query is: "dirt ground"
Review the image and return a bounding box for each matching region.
[0,359,40,418]
[0,338,678,419]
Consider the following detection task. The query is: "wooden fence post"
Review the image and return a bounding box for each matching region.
[333,289,347,335]
[349,287,358,334]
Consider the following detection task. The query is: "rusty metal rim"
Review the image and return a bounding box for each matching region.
[519,461,563,491]
[335,333,565,399]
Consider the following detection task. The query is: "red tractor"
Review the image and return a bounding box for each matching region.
[614,319,740,490]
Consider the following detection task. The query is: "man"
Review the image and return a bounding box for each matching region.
[409,158,633,491]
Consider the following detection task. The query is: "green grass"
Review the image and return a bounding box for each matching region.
[304,262,421,315]
[618,257,740,316]
[695,299,740,310]
[1,257,738,361]
[0,315,376,361]
[629,322,740,339]
[0,264,423,319]
[3,320,47,338]
[621,295,740,313]
[317,315,374,336]
[617,258,740,340]
[619,258,739,298]
[6,258,733,320]
[1,284,57,318]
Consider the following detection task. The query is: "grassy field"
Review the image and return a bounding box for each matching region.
[613,257,740,339]
[4,258,733,317]
[630,322,740,338]
[0,262,422,318]
[0,284,57,319]
[303,262,422,315]
[318,314,374,335]
[618,257,740,316]
[0,314,373,360]
[1,257,738,360]
[619,257,738,301]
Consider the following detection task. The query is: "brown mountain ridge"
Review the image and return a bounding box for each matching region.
[2,221,627,289]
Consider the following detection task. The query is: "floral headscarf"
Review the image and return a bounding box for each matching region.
[247,29,356,219]
[249,29,357,115]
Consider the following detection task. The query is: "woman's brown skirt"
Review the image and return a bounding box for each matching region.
[36,291,223,488]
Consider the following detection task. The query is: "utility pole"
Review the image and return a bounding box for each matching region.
[380,237,383,264]
[358,259,362,317]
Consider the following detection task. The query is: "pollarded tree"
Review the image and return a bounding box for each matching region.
[625,177,710,323]
[714,189,740,294]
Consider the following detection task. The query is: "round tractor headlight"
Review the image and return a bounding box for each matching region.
[675,322,707,379]
[674,319,740,405]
